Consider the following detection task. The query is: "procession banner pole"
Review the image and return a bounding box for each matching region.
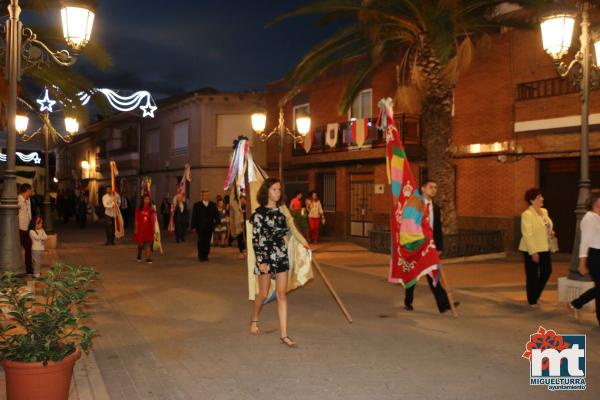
[312,257,353,323]
[439,269,458,318]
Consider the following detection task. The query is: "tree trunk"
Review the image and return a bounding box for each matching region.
[421,91,458,234]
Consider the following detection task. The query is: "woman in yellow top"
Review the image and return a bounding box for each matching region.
[519,188,555,306]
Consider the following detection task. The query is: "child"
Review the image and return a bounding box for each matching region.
[29,216,47,278]
[134,194,156,264]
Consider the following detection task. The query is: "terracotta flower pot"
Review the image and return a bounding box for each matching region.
[2,348,81,400]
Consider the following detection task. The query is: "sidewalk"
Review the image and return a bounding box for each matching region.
[312,241,597,323]
[1,224,598,400]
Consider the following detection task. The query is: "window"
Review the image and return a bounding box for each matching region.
[216,114,253,147]
[145,129,159,155]
[173,120,189,155]
[349,89,372,120]
[317,173,336,212]
[292,103,310,131]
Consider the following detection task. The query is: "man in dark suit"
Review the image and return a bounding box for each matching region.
[404,179,457,313]
[191,189,220,261]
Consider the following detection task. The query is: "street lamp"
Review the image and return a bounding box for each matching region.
[64,117,79,134]
[15,114,29,134]
[61,3,95,50]
[539,1,596,281]
[0,0,94,272]
[251,106,311,183]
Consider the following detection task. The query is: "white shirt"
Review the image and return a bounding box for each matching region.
[29,228,48,251]
[102,193,121,218]
[579,211,600,258]
[202,200,209,207]
[17,194,32,231]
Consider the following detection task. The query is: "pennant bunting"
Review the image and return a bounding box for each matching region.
[325,123,339,148]
[351,118,369,147]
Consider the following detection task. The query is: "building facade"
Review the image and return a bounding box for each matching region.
[266,27,600,251]
[139,89,266,205]
[56,113,142,206]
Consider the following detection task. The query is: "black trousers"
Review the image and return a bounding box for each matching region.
[572,248,600,325]
[105,216,115,244]
[175,220,186,242]
[162,214,170,230]
[237,232,246,253]
[19,229,33,274]
[404,274,450,312]
[523,251,552,305]
[197,229,213,260]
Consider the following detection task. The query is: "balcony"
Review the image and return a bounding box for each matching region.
[516,77,584,101]
[292,113,421,156]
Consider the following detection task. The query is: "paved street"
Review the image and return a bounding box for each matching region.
[6,223,600,400]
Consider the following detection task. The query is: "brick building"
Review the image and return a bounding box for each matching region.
[265,27,600,251]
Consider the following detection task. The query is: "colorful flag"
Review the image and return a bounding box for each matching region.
[343,122,353,144]
[325,123,339,148]
[351,118,369,147]
[376,97,440,287]
[168,163,192,232]
[109,161,125,239]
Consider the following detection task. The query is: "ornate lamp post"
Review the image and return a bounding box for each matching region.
[0,0,94,272]
[17,93,80,235]
[539,1,599,280]
[251,106,311,183]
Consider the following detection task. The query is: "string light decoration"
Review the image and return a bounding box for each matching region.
[0,151,42,164]
[36,88,57,112]
[78,89,157,118]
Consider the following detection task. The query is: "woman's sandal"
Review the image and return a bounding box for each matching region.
[250,320,261,336]
[280,336,297,348]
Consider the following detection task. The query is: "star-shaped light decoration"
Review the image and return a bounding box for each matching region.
[37,88,57,113]
[141,101,157,118]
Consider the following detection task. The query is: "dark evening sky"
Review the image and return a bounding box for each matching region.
[81,0,338,99]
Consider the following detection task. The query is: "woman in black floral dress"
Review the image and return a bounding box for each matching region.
[250,178,309,347]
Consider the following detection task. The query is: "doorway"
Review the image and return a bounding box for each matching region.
[350,174,374,237]
[539,157,600,253]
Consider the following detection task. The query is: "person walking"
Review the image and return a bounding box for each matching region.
[229,195,247,259]
[213,199,229,247]
[173,193,189,243]
[250,178,309,347]
[570,189,600,326]
[102,187,121,245]
[75,191,88,229]
[29,216,47,279]
[403,179,458,313]
[160,196,171,230]
[519,188,555,307]
[307,191,325,244]
[191,189,219,261]
[18,184,33,275]
[134,194,156,264]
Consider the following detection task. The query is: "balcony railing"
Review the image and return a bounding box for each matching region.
[516,77,585,100]
[292,113,421,156]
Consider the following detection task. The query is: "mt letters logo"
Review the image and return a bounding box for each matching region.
[522,326,586,391]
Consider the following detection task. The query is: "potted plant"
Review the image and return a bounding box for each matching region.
[0,262,99,400]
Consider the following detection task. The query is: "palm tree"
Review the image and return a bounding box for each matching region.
[275,0,543,233]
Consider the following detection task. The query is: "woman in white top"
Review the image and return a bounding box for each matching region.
[518,188,555,306]
[29,216,47,278]
[307,191,325,244]
[570,189,600,326]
